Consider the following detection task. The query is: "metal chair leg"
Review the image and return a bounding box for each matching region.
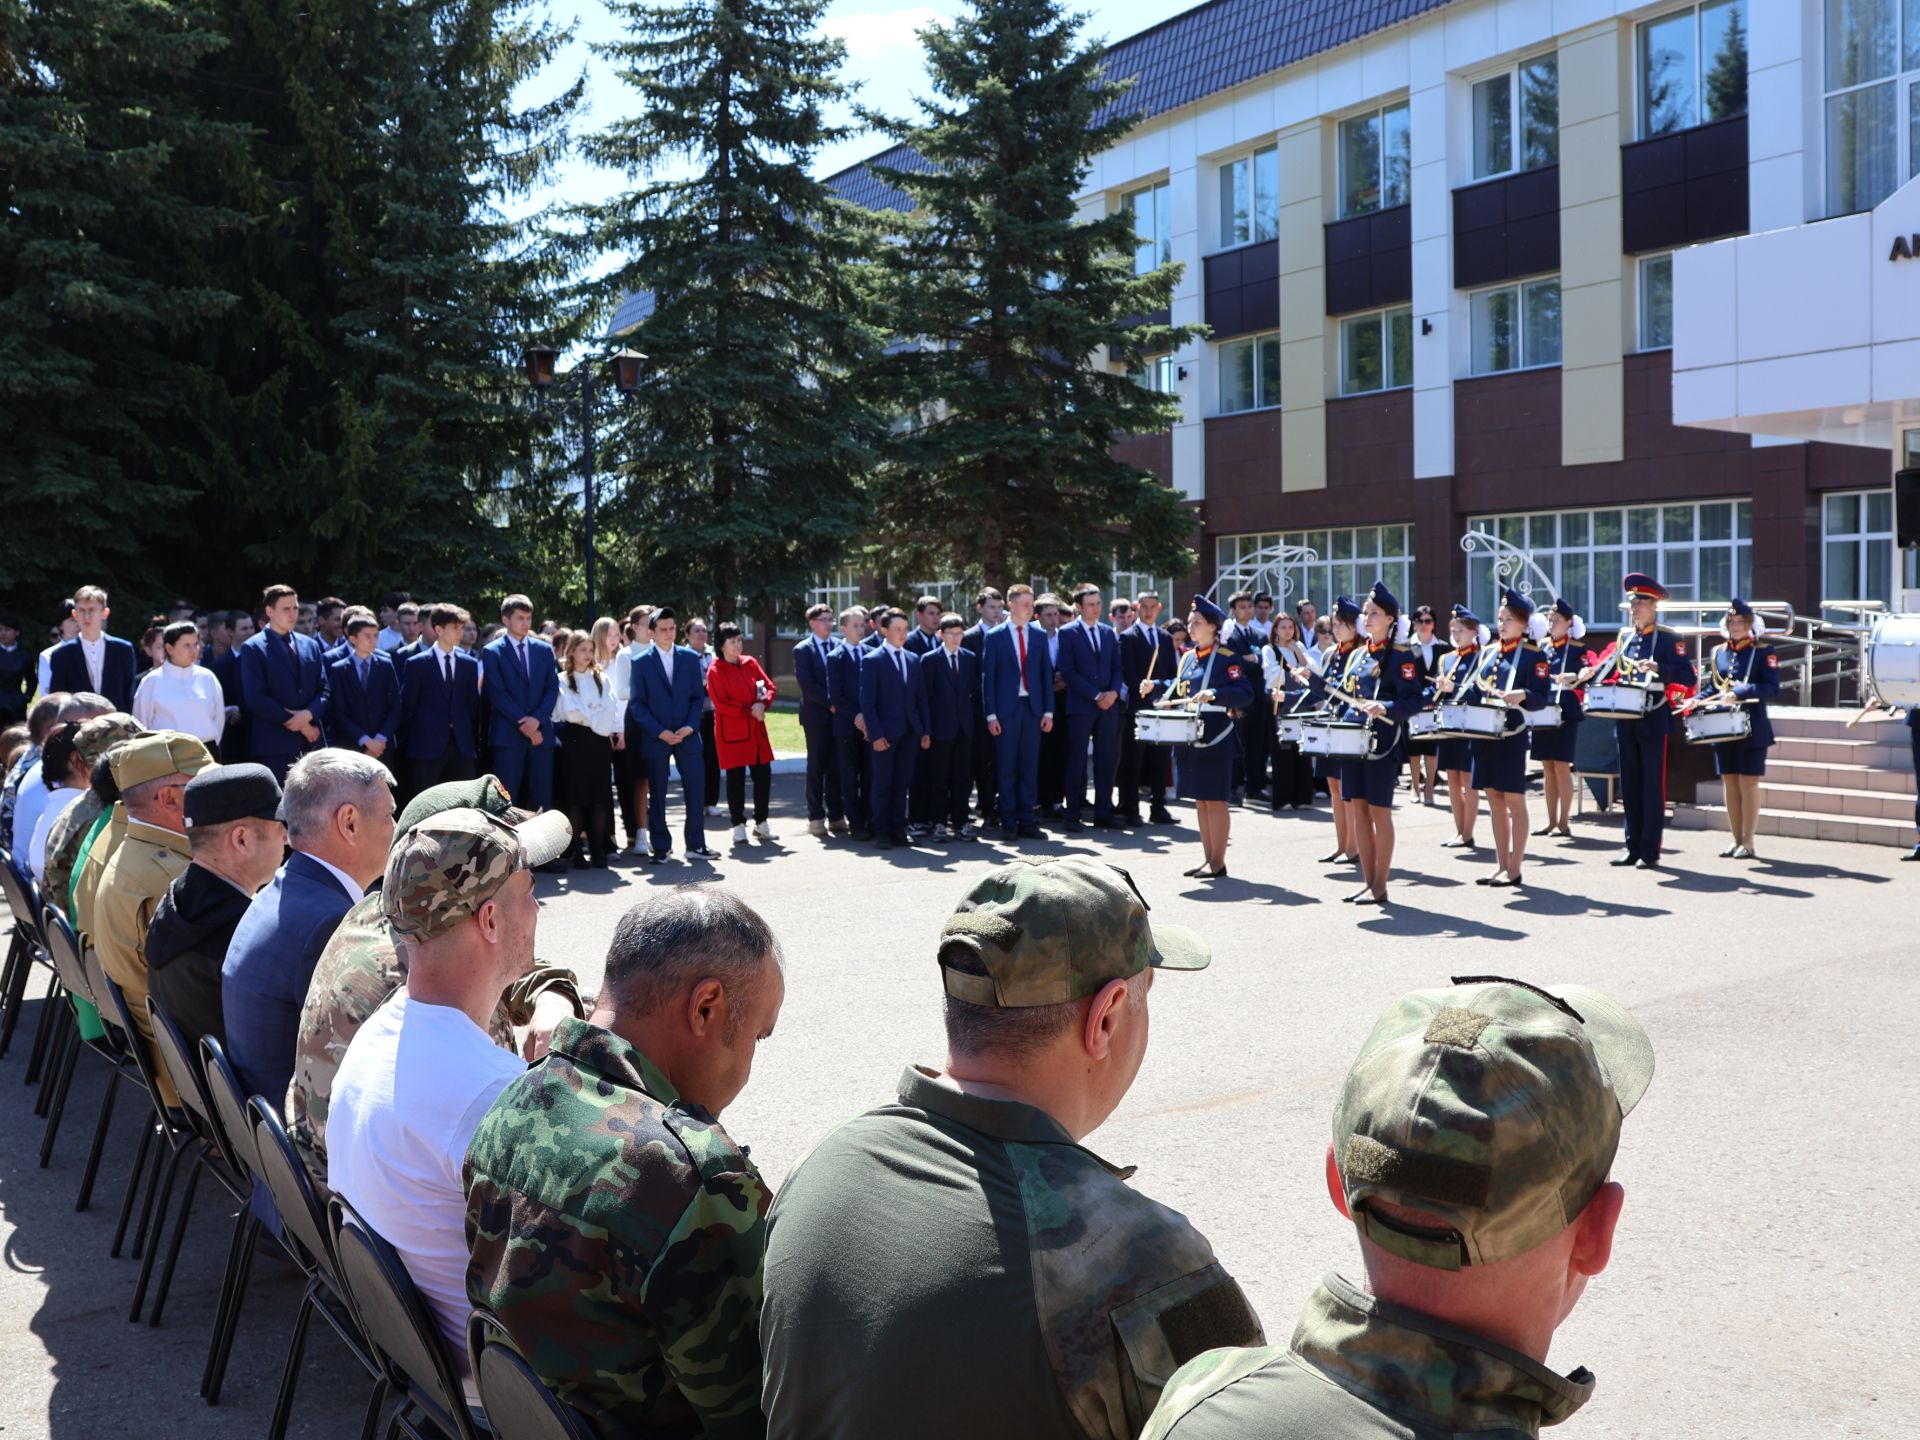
[147,1155,206,1327]
[199,1208,251,1397]
[0,929,30,1058]
[77,1069,121,1211]
[358,1376,390,1440]
[23,970,60,1085]
[38,1016,82,1162]
[266,1278,321,1440]
[130,1123,171,1259]
[112,1118,154,1255]
[129,1141,190,1321]
[34,1000,73,1119]
[202,1214,260,1406]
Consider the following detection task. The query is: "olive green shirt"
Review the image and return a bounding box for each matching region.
[761,1066,1262,1440]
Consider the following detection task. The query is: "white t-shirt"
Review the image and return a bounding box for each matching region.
[327,991,523,1362]
[27,785,82,880]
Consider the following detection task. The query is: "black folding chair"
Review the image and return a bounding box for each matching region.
[80,941,162,1245]
[38,907,110,1169]
[0,852,58,1075]
[467,1310,595,1440]
[329,1197,490,1440]
[197,1034,271,1405]
[248,1097,386,1440]
[32,907,78,1129]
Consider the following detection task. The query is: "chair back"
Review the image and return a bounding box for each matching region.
[197,1036,262,1184]
[329,1196,481,1440]
[467,1309,595,1440]
[247,1095,340,1289]
[88,955,188,1144]
[42,909,90,1004]
[147,997,247,1186]
[1,853,47,953]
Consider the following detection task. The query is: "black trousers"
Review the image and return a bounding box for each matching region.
[925,733,973,829]
[699,711,720,808]
[802,718,842,823]
[1236,709,1271,794]
[556,723,614,861]
[835,732,871,834]
[726,764,770,825]
[614,728,644,846]
[1038,715,1068,809]
[1272,741,1315,807]
[1617,722,1669,862]
[1911,724,1920,832]
[402,748,477,806]
[970,720,998,821]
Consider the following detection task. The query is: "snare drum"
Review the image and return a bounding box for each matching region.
[1276,716,1305,744]
[1866,614,1920,709]
[1583,684,1657,718]
[1524,706,1563,730]
[1437,703,1509,738]
[1301,722,1373,757]
[1683,707,1753,745]
[1407,709,1443,740]
[1135,710,1205,745]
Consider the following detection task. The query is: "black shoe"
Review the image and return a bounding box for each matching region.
[643,850,670,865]
[851,827,874,842]
[1634,858,1656,870]
[686,845,722,860]
[1351,893,1387,907]
[572,855,591,871]
[1203,868,1228,881]
[1118,811,1143,826]
[1000,828,1019,843]
[1056,817,1087,833]
[874,836,896,849]
[1609,852,1637,867]
[890,831,913,848]
[1149,808,1176,824]
[1017,824,1045,839]
[1181,863,1210,877]
[1095,816,1123,830]
[1905,844,1920,861]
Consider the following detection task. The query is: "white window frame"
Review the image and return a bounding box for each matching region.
[1339,306,1414,396]
[1216,331,1281,414]
[1110,561,1184,608]
[1129,353,1177,394]
[1637,0,1749,140]
[777,567,862,636]
[1819,0,1920,215]
[1218,143,1279,248]
[1819,488,1905,616]
[1638,253,1674,351]
[1467,276,1562,376]
[1469,55,1560,181]
[1122,180,1172,275]
[1215,526,1415,618]
[1336,100,1412,219]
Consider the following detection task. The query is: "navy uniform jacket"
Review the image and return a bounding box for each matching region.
[792,633,837,729]
[980,620,1054,723]
[1167,642,1259,750]
[48,635,136,711]
[858,646,929,743]
[825,641,865,740]
[397,646,481,759]
[1541,637,1587,723]
[960,622,994,721]
[922,645,979,743]
[1422,646,1481,706]
[1333,641,1425,747]
[1705,639,1781,746]
[1607,625,1697,737]
[1121,623,1177,709]
[239,628,330,759]
[0,643,32,719]
[1057,620,1124,718]
[1468,640,1554,735]
[627,645,706,758]
[903,627,943,657]
[480,634,559,749]
[327,652,402,749]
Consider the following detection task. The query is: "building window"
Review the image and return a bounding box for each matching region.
[1219,144,1279,247]
[1469,277,1561,375]
[1217,332,1281,414]
[1339,307,1414,395]
[1110,561,1186,606]
[1639,253,1674,350]
[1129,353,1176,394]
[1821,489,1901,617]
[1123,181,1172,275]
[1471,56,1559,179]
[1467,501,1752,624]
[1337,101,1411,218]
[1216,526,1414,618]
[776,567,861,636]
[1638,1,1748,138]
[1821,0,1920,214]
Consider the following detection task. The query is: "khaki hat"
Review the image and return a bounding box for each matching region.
[393,773,522,838]
[1333,976,1655,1271]
[109,731,214,791]
[937,856,1209,1008]
[75,712,145,766]
[381,806,573,942]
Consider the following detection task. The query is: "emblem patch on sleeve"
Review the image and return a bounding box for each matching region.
[1226,665,1241,680]
[1674,640,1687,657]
[1765,652,1779,668]
[1400,662,1417,681]
[1534,661,1549,678]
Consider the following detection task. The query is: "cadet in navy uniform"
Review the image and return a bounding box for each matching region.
[980,583,1054,841]
[1300,599,1365,865]
[858,611,929,848]
[826,606,872,841]
[1530,597,1589,840]
[960,587,1005,828]
[239,583,329,781]
[1578,573,1696,869]
[1427,605,1486,851]
[1156,595,1256,881]
[327,613,401,763]
[1698,597,1780,860]
[917,613,980,840]
[480,594,559,811]
[1120,593,1178,825]
[1330,583,1424,906]
[396,603,481,799]
[1057,582,1125,830]
[1465,589,1553,887]
[793,603,843,836]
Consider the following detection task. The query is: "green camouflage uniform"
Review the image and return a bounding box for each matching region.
[464,1016,769,1439]
[1143,978,1654,1439]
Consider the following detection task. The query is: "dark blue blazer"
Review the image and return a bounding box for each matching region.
[239,629,330,757]
[904,628,942,657]
[327,652,401,748]
[960,622,993,717]
[397,646,480,759]
[0,643,33,718]
[825,641,865,739]
[221,850,358,1107]
[628,645,706,758]
[47,635,136,711]
[1121,624,1177,706]
[858,646,929,743]
[922,645,978,743]
[1057,621,1124,717]
[480,634,559,747]
[981,620,1053,722]
[793,634,837,728]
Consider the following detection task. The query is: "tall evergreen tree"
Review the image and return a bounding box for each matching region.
[572,0,879,622]
[865,0,1201,590]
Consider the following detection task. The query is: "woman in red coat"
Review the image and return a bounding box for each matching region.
[706,621,778,844]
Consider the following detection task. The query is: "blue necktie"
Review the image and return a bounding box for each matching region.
[517,640,530,682]
[357,659,368,688]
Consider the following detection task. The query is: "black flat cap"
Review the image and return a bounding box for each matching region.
[183,763,284,829]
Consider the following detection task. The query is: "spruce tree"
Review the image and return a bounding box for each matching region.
[571,0,879,622]
[865,0,1201,591]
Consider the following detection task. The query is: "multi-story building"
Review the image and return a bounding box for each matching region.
[821,0,1919,629]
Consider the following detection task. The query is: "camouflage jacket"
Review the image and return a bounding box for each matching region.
[285,889,582,1190]
[41,789,104,923]
[1140,1274,1595,1439]
[464,1017,770,1439]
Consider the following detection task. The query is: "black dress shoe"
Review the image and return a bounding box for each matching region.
[1056,818,1087,833]
[1095,817,1123,830]
[1904,843,1920,861]
[1017,824,1045,839]
[1351,893,1387,907]
[1118,811,1143,826]
[1634,858,1656,870]
[1149,808,1176,824]
[1609,852,1637,867]
[874,836,895,849]
[1181,863,1210,877]
[890,831,913,847]
[851,827,874,842]
[686,845,722,861]
[1000,827,1019,843]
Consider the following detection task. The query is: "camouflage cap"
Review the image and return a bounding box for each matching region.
[75,712,145,766]
[1332,975,1654,1271]
[938,856,1209,1008]
[393,773,522,839]
[381,805,573,942]
[109,731,214,790]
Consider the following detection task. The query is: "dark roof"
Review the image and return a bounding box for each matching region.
[607,288,655,337]
[823,0,1455,208]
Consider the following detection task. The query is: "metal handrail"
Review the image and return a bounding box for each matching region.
[1599,598,1880,705]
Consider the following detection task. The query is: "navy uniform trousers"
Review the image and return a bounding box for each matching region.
[1616,719,1669,863]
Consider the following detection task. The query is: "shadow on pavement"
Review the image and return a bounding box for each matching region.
[1650,865,1813,899]
[1353,906,1530,941]
[1500,889,1669,920]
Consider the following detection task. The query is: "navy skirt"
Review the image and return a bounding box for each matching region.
[1339,754,1399,807]
[1713,739,1769,777]
[1470,733,1531,795]
[1529,716,1581,764]
[1437,737,1474,774]
[1175,718,1238,801]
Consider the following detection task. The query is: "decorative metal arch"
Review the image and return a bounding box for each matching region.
[1206,542,1321,606]
[1459,528,1558,607]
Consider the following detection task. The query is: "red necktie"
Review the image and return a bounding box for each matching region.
[1016,625,1027,671]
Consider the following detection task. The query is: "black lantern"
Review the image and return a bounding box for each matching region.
[609,347,646,396]
[522,343,559,391]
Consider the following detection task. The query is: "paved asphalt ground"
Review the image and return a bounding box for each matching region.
[3,776,1915,1438]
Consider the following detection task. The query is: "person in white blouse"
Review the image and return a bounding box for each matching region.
[132,621,228,749]
[552,631,625,867]
[25,721,88,880]
[1263,612,1317,810]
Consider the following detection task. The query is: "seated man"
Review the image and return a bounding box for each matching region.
[1143,977,1654,1440]
[327,802,573,1359]
[466,886,784,1436]
[146,764,286,1049]
[41,711,143,920]
[287,776,582,1190]
[761,856,1262,1439]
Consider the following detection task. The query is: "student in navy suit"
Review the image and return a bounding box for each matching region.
[480,594,559,810]
[396,604,482,800]
[826,606,873,841]
[46,584,136,711]
[793,603,843,836]
[239,584,329,781]
[326,612,401,763]
[980,582,1055,841]
[918,613,979,840]
[627,607,720,862]
[858,611,929,848]
[0,614,29,727]
[1058,583,1126,829]
[903,596,944,656]
[960,587,1005,826]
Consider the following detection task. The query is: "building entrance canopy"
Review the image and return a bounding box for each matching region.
[1673,176,1920,451]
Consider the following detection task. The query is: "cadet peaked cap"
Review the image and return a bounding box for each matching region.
[381,806,572,942]
[394,773,522,839]
[109,732,214,791]
[1333,975,1653,1271]
[937,856,1209,1008]
[183,764,283,829]
[1622,572,1667,601]
[74,712,145,767]
[1190,594,1226,627]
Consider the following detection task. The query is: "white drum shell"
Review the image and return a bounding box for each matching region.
[1301,723,1372,757]
[1584,685,1655,717]
[1525,706,1563,730]
[1437,703,1508,737]
[1276,717,1305,744]
[1135,711,1205,745]
[1867,615,1920,709]
[1683,709,1754,744]
[1407,710,1442,739]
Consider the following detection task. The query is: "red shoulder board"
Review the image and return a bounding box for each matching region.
[1226,664,1242,680]
[1673,639,1687,657]
[1765,651,1779,668]
[1400,661,1417,680]
[1534,661,1549,678]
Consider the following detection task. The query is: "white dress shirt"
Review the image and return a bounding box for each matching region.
[553,673,624,736]
[132,662,226,742]
[27,786,83,880]
[77,634,107,692]
[302,850,366,904]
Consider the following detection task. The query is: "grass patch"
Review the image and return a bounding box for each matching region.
[764,702,805,755]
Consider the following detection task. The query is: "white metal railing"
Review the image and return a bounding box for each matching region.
[1608,598,1883,705]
